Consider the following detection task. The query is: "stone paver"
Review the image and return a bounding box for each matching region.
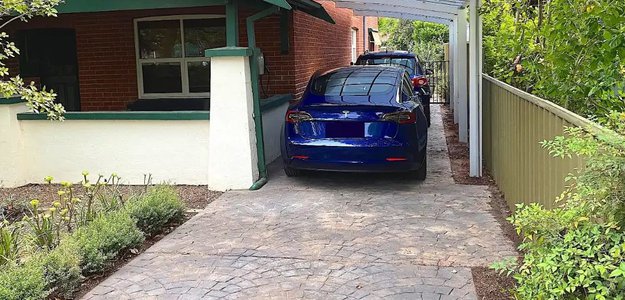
[83,106,517,300]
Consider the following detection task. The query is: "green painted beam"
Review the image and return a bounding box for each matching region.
[17,111,209,121]
[0,97,25,105]
[205,46,253,57]
[263,0,292,10]
[56,0,227,13]
[226,0,239,47]
[289,0,335,24]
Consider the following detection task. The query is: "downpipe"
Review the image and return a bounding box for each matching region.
[247,7,280,190]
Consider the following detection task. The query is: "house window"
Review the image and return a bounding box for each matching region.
[135,15,226,98]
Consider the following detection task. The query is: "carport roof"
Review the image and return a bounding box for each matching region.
[331,0,468,24]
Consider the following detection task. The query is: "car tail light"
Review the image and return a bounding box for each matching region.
[382,111,417,124]
[285,110,312,124]
[292,155,309,160]
[386,157,408,162]
[412,76,429,88]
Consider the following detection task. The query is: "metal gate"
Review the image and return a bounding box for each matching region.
[422,60,450,104]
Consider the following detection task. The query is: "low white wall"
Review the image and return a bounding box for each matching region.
[262,102,289,164]
[18,118,210,186]
[0,100,288,188]
[0,103,29,187]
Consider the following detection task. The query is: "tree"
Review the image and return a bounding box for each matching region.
[378,18,449,62]
[1,0,65,120]
[482,0,625,117]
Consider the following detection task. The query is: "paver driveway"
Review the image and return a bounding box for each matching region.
[84,106,517,300]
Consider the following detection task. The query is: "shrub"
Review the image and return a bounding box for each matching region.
[494,112,625,299]
[42,240,82,298]
[0,260,46,300]
[127,186,184,236]
[71,209,144,274]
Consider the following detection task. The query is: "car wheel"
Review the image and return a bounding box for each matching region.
[284,167,300,177]
[415,153,427,181]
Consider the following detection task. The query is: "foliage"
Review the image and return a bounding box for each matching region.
[0,0,65,120]
[0,239,81,300]
[0,172,186,297]
[127,185,184,236]
[493,112,625,299]
[70,209,144,274]
[482,0,625,117]
[0,259,47,300]
[40,240,82,299]
[23,199,64,250]
[378,18,449,62]
[0,220,20,265]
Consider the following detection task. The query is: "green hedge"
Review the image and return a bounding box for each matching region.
[0,241,81,300]
[127,186,184,236]
[71,209,144,275]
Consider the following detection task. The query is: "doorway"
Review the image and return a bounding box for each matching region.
[17,29,81,111]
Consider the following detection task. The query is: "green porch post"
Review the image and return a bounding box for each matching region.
[226,0,239,47]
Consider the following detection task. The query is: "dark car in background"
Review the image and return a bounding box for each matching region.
[281,66,428,179]
[355,51,432,126]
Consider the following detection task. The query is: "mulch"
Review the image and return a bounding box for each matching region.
[440,104,520,300]
[0,184,222,222]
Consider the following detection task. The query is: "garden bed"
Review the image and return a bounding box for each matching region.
[1,184,222,222]
[441,105,518,299]
[0,174,222,300]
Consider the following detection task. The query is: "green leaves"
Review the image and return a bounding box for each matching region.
[0,0,65,120]
[483,0,625,117]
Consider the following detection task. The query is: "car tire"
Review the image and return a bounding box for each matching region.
[284,167,300,177]
[415,154,427,181]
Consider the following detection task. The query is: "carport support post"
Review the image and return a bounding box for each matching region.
[455,9,469,142]
[205,47,259,191]
[469,0,483,177]
[448,20,455,113]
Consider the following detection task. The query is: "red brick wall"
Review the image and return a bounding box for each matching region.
[239,11,296,98]
[292,1,378,99]
[5,3,377,110]
[352,15,379,55]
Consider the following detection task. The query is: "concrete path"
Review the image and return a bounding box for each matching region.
[84,106,517,300]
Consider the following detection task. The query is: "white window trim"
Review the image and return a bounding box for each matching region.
[134,14,226,99]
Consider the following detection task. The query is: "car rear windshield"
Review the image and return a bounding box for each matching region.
[357,57,419,75]
[311,68,399,97]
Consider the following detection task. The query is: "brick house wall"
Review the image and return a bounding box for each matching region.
[292,1,378,99]
[5,2,377,110]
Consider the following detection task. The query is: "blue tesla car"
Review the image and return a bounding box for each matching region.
[280,66,428,179]
[356,51,432,126]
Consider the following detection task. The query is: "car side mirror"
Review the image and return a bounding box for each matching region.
[425,69,434,75]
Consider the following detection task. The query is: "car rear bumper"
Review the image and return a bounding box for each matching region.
[286,159,421,172]
[283,138,425,172]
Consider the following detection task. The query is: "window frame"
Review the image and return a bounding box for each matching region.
[134,14,226,99]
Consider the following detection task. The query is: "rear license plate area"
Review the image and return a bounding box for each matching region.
[325,121,365,138]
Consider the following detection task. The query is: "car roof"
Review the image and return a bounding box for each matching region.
[358,51,416,59]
